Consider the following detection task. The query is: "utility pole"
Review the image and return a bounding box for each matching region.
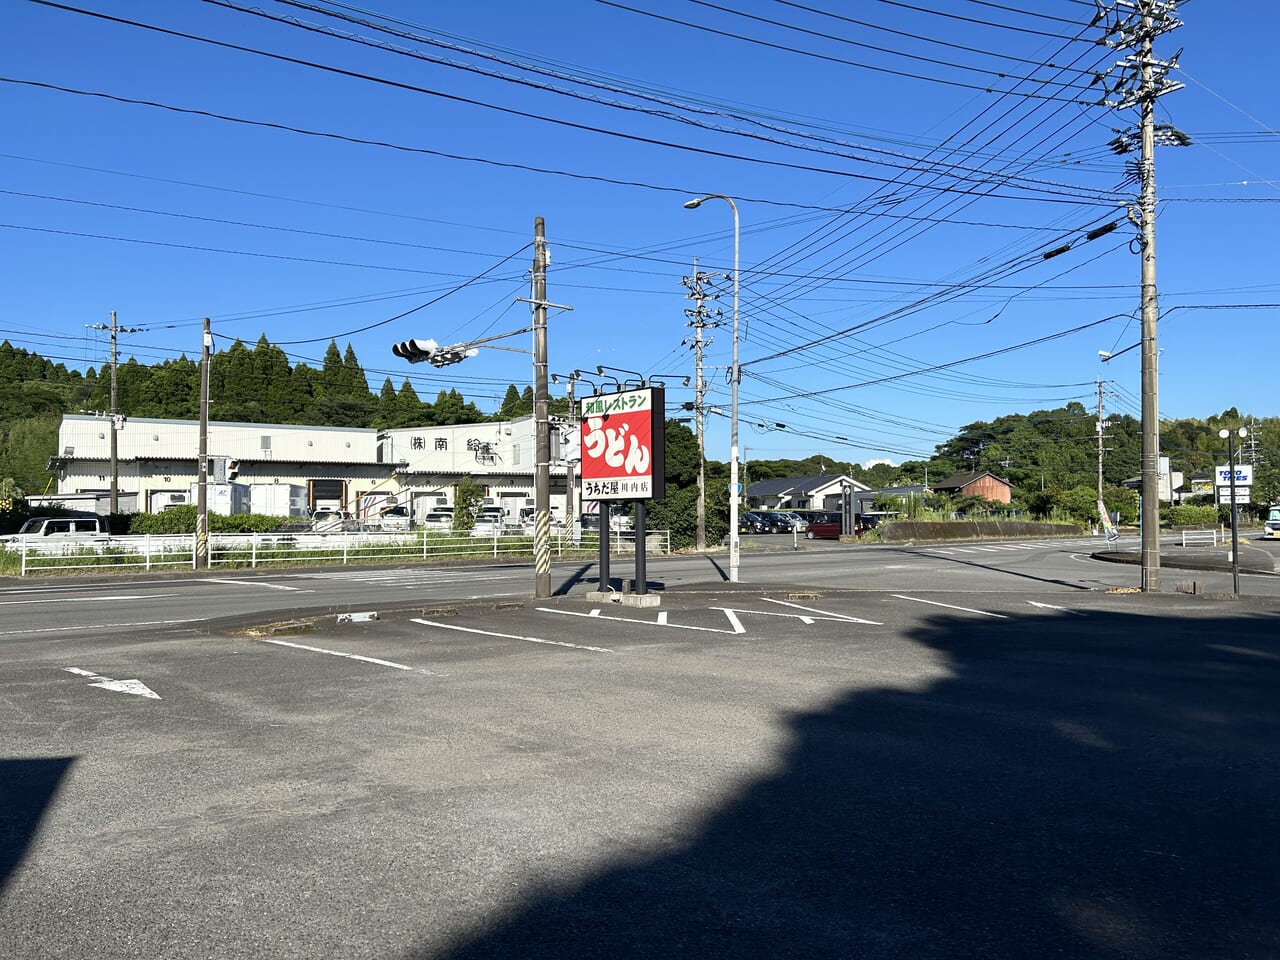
[196,317,211,570]
[1096,379,1109,503]
[682,260,722,552]
[1097,0,1187,592]
[532,217,552,600]
[88,311,138,514]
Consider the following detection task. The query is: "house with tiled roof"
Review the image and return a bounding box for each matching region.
[930,470,1012,505]
[744,473,869,511]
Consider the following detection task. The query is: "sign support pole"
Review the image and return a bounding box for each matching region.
[635,500,647,596]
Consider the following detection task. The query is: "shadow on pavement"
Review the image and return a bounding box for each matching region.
[0,757,75,895]
[417,607,1279,959]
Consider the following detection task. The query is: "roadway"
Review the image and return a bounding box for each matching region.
[2,533,1278,959]
[2,533,1277,643]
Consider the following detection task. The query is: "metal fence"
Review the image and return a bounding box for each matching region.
[3,529,672,576]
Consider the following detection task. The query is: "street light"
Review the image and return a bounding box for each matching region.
[684,193,741,583]
[1219,426,1248,597]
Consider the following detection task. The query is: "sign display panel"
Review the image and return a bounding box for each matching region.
[578,387,665,501]
[1215,464,1253,486]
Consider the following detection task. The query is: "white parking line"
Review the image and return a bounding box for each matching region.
[537,607,742,636]
[891,595,1008,618]
[415,617,614,652]
[257,638,419,670]
[757,597,883,625]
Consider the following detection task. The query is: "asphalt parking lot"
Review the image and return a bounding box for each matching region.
[3,584,1278,959]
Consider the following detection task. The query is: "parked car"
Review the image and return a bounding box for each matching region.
[470,508,508,537]
[0,515,112,548]
[311,509,355,532]
[518,507,565,534]
[805,511,844,540]
[369,505,410,531]
[753,511,795,534]
[739,511,768,534]
[780,511,809,532]
[421,508,455,531]
[580,509,631,533]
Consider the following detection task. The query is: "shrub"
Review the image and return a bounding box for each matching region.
[1163,504,1218,527]
[129,506,293,534]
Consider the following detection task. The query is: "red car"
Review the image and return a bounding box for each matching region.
[804,511,844,540]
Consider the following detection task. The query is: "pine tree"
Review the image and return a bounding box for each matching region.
[498,384,522,418]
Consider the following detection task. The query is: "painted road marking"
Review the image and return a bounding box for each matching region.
[1027,600,1087,616]
[257,638,420,671]
[0,594,166,606]
[0,619,202,638]
[415,618,614,652]
[63,667,161,699]
[891,595,1008,619]
[537,607,743,636]
[192,578,301,592]
[758,597,883,625]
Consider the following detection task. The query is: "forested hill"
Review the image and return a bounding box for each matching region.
[1,338,1276,504]
[0,337,491,430]
[0,336,534,491]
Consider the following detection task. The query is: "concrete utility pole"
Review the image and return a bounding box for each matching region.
[196,317,211,570]
[532,217,552,600]
[1096,379,1109,503]
[682,259,723,552]
[1097,0,1186,592]
[88,311,138,514]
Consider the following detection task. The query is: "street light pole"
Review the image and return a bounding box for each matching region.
[684,194,740,582]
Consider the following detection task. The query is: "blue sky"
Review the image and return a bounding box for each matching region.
[3,0,1276,468]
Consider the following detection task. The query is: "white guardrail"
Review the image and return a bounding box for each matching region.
[3,529,671,576]
[1179,529,1220,547]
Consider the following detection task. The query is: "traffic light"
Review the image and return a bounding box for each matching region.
[391,339,478,368]
[392,338,440,364]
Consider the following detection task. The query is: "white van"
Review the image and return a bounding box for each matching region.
[1,516,112,548]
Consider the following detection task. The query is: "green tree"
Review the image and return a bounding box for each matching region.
[374,377,398,430]
[0,415,59,491]
[497,384,523,419]
[395,379,427,427]
[453,477,485,532]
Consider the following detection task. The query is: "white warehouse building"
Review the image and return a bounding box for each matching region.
[47,413,576,521]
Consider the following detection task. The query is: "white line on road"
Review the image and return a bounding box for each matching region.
[0,619,203,638]
[536,607,740,636]
[257,638,418,670]
[891,595,1008,618]
[758,597,883,625]
[0,594,166,606]
[1027,600,1087,616]
[416,617,615,652]
[190,578,301,591]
